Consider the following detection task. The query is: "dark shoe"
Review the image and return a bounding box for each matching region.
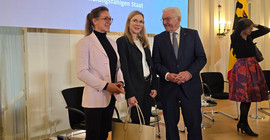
[237,122,241,132]
[237,122,258,137]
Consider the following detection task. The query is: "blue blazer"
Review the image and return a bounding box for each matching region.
[152,27,207,100]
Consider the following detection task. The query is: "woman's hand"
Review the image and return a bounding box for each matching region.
[128,96,138,107]
[150,90,157,98]
[106,83,125,95]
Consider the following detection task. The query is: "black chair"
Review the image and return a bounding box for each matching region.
[61,87,122,131]
[201,72,239,121]
[150,97,162,138]
[249,70,270,119]
[258,70,270,116]
[263,70,270,91]
[62,87,86,130]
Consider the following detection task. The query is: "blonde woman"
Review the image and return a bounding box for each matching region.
[117,11,158,125]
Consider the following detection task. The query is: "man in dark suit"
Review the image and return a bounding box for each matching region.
[152,7,207,140]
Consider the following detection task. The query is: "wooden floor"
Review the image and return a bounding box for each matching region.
[68,100,270,140]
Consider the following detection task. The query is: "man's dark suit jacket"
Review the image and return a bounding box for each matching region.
[117,36,158,101]
[152,27,207,101]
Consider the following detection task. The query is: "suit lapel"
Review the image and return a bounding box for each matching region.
[128,40,142,61]
[164,32,177,60]
[178,28,187,62]
[132,41,142,55]
[108,38,120,59]
[90,33,107,56]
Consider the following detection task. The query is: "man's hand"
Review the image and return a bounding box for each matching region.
[166,73,179,83]
[176,71,191,84]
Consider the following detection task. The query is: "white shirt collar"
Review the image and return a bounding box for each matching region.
[170,26,181,35]
[169,26,181,45]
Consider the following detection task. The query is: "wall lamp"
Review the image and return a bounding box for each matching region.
[217,4,231,37]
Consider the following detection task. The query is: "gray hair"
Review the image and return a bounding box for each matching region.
[162,7,182,18]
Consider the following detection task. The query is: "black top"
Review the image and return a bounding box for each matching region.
[231,25,270,58]
[94,30,117,83]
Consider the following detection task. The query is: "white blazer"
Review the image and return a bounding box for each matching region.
[76,33,124,108]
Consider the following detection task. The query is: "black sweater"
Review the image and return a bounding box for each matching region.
[94,30,117,82]
[230,25,270,58]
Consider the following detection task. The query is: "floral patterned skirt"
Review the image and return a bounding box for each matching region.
[229,57,269,102]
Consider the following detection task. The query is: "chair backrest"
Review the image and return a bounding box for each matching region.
[263,70,270,90]
[62,87,85,129]
[201,72,225,95]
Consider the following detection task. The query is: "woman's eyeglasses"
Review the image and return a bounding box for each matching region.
[98,17,113,22]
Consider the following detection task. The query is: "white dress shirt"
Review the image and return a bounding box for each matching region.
[134,40,150,77]
[170,26,181,47]
[165,27,181,81]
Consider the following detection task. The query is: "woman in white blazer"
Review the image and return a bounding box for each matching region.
[76,6,125,140]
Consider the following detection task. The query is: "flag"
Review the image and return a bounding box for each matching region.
[227,0,249,80]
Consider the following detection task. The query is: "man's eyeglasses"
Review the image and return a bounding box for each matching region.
[131,19,145,24]
[98,17,113,22]
[161,16,178,22]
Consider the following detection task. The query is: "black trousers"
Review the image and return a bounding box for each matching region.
[162,88,202,140]
[84,96,116,140]
[130,80,152,125]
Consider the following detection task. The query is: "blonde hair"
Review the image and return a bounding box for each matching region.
[124,10,149,48]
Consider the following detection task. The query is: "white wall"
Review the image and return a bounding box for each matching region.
[24,29,128,139]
